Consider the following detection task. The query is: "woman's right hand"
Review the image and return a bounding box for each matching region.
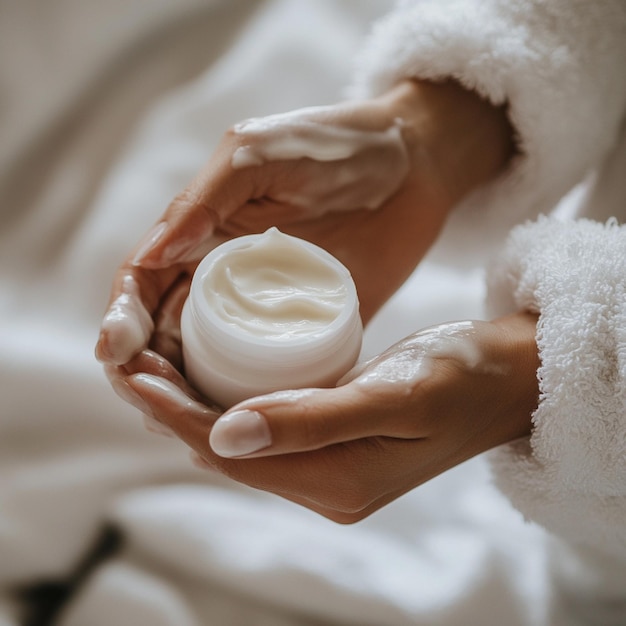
[118,312,539,523]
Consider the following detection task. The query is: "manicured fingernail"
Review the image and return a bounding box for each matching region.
[132,222,168,266]
[111,378,153,416]
[209,410,271,458]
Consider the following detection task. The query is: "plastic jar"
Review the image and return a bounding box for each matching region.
[180,228,363,408]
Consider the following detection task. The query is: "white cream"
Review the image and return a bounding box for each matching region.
[100,275,154,365]
[231,106,409,213]
[180,228,362,408]
[350,322,488,391]
[232,107,403,165]
[203,227,346,339]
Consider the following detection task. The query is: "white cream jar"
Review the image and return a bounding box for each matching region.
[180,227,362,408]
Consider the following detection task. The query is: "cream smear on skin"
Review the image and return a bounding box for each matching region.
[203,227,346,339]
[231,106,410,213]
[100,275,154,365]
[347,322,490,391]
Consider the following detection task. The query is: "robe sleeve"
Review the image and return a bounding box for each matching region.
[486,216,626,558]
[349,0,626,262]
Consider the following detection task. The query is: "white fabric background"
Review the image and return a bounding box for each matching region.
[0,1,556,624]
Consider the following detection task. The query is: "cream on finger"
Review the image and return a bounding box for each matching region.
[98,275,154,365]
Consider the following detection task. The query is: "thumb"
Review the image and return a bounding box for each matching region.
[208,383,424,459]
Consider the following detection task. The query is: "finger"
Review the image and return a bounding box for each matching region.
[126,374,219,442]
[335,355,374,386]
[143,414,176,438]
[106,349,207,405]
[128,375,437,517]
[131,145,258,269]
[207,380,427,459]
[124,375,360,477]
[97,136,262,365]
[150,273,192,369]
[104,351,209,438]
[96,265,183,365]
[96,272,154,365]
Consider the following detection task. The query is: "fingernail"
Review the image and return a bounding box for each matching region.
[143,414,175,437]
[132,222,168,266]
[111,378,153,416]
[209,410,271,458]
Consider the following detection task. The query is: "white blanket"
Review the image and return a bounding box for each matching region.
[1,1,553,624]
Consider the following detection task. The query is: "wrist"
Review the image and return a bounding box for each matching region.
[492,311,540,442]
[377,78,516,212]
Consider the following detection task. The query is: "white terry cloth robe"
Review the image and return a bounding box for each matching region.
[2,1,625,624]
[351,0,626,622]
[5,2,537,625]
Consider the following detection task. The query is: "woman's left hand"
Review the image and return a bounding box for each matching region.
[96,78,514,373]
[112,312,539,523]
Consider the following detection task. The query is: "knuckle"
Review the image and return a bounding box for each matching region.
[336,487,374,515]
[172,187,223,230]
[168,187,198,213]
[328,472,376,515]
[321,510,367,525]
[301,442,382,514]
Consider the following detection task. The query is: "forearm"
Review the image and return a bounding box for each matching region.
[376,78,515,214]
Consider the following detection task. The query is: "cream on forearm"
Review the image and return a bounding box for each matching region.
[180,228,362,408]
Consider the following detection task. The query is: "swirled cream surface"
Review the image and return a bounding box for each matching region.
[202,228,347,340]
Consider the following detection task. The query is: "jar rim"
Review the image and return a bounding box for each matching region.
[187,231,361,361]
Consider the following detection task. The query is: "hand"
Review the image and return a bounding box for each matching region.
[116,312,539,523]
[96,79,514,372]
